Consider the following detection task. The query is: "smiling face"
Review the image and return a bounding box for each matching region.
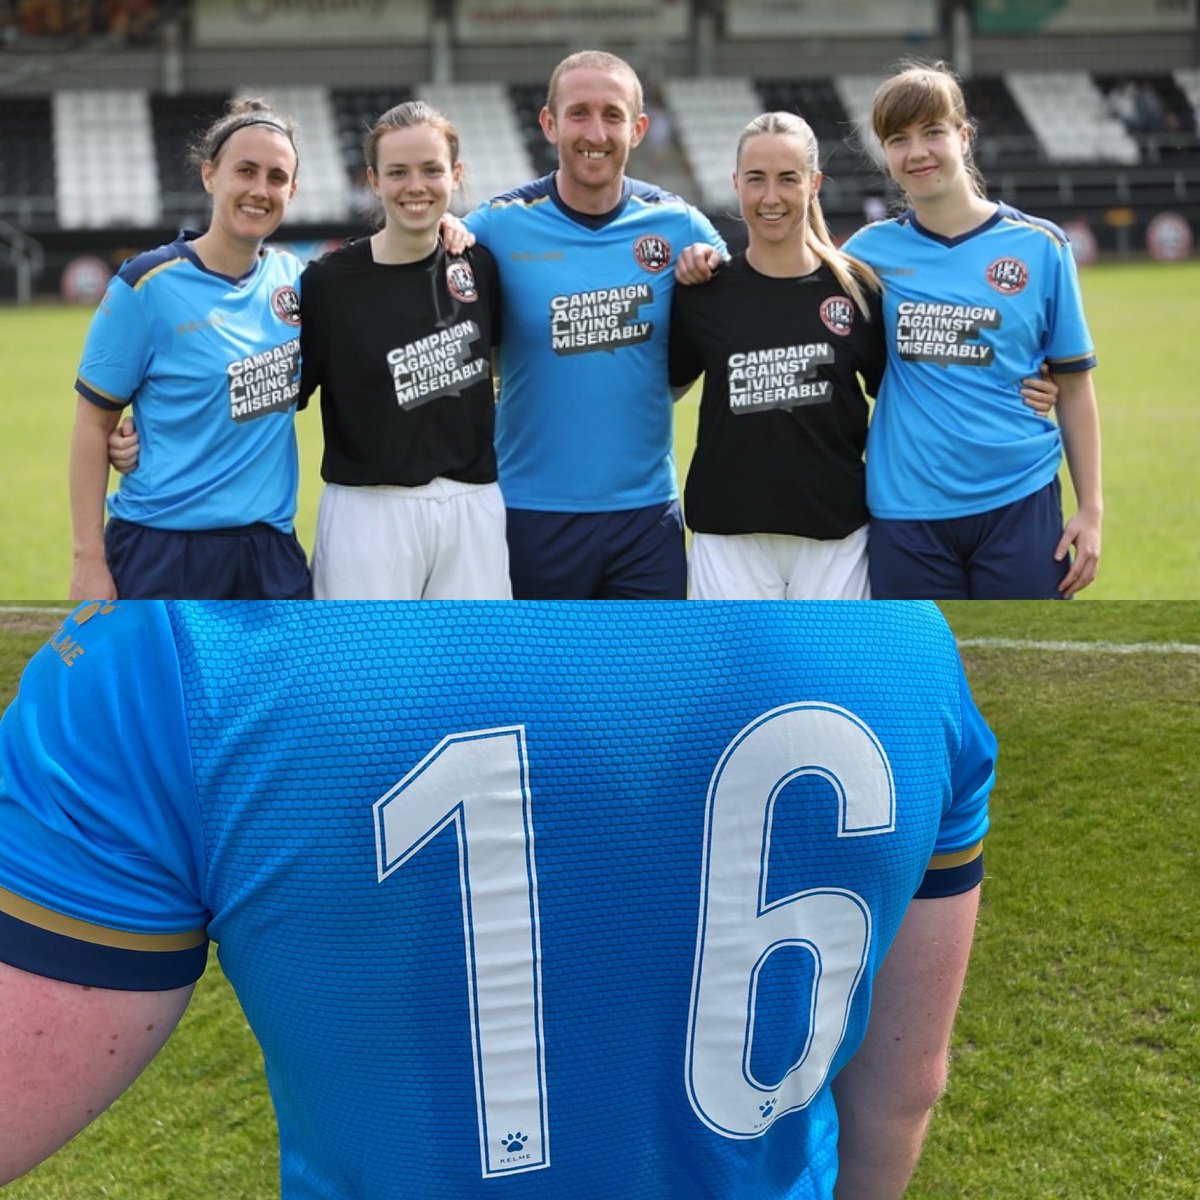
[368,123,461,243]
[881,116,973,206]
[735,131,821,253]
[201,125,297,251]
[539,65,648,214]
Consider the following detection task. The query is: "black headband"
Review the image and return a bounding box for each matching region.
[208,117,294,161]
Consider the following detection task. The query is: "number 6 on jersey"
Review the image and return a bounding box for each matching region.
[686,702,896,1136]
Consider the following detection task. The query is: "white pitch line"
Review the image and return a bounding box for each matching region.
[958,637,1200,655]
[0,610,1197,655]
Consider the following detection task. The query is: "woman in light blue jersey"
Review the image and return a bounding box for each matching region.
[844,62,1103,599]
[70,96,310,600]
[670,104,1060,600]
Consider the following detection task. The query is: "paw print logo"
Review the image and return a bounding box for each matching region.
[759,1098,777,1119]
[502,1132,528,1153]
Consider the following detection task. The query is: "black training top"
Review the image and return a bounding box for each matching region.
[300,238,501,488]
[669,255,885,540]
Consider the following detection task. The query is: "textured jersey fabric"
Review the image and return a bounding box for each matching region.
[669,256,885,539]
[465,175,726,511]
[844,203,1096,520]
[299,239,500,487]
[0,600,994,1200]
[75,234,302,532]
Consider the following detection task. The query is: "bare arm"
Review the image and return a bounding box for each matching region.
[1052,369,1102,598]
[832,886,980,1200]
[68,395,123,601]
[0,960,193,1185]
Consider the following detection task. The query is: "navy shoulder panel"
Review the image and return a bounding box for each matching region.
[115,237,191,288]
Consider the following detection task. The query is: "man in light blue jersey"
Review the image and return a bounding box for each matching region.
[464,51,727,599]
[1,600,992,1200]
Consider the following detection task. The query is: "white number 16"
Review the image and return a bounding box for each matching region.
[374,703,895,1178]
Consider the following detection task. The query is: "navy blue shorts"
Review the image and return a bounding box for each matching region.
[506,502,687,600]
[105,519,313,600]
[868,478,1070,600]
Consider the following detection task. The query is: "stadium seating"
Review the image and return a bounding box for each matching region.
[1004,71,1139,164]
[54,88,161,228]
[664,76,761,210]
[149,90,230,229]
[0,95,56,225]
[415,82,534,212]
[1093,73,1200,164]
[240,86,348,223]
[509,83,557,178]
[5,70,1199,233]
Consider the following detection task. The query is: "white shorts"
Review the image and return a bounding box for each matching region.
[312,479,512,600]
[688,527,870,600]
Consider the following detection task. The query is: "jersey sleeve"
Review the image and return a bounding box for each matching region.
[1043,237,1097,374]
[689,204,728,257]
[667,287,704,388]
[914,653,996,899]
[0,602,209,990]
[472,243,502,348]
[75,275,153,410]
[463,198,493,246]
[859,285,887,398]
[297,257,325,409]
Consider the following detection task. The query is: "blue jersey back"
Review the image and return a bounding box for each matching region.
[466,176,726,511]
[76,236,303,532]
[0,601,994,1200]
[844,204,1096,519]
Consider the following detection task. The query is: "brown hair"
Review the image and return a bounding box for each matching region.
[736,112,880,318]
[871,61,987,199]
[364,99,461,175]
[545,50,644,118]
[361,100,463,228]
[189,96,298,176]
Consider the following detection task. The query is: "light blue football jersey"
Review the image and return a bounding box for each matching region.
[76,234,303,532]
[465,176,726,511]
[0,601,994,1200]
[844,204,1096,520]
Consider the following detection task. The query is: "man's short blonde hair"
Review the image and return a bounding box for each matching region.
[545,50,644,118]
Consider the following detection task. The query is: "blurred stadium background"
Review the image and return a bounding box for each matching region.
[1,0,1198,303]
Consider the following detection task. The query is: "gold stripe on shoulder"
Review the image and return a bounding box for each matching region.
[132,257,186,291]
[927,841,984,871]
[0,885,207,952]
[491,193,551,211]
[999,215,1065,247]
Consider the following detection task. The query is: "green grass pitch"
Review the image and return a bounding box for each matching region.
[1,259,1197,599]
[0,601,1197,1198]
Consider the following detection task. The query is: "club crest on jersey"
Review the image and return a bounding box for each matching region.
[819,295,855,336]
[986,257,1028,295]
[272,285,301,326]
[446,258,479,303]
[633,233,671,273]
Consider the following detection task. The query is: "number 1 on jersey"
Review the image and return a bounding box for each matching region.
[374,727,549,1177]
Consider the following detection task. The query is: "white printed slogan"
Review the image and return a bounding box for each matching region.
[895,302,998,365]
[227,338,300,423]
[388,321,486,409]
[727,344,834,414]
[550,285,652,355]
